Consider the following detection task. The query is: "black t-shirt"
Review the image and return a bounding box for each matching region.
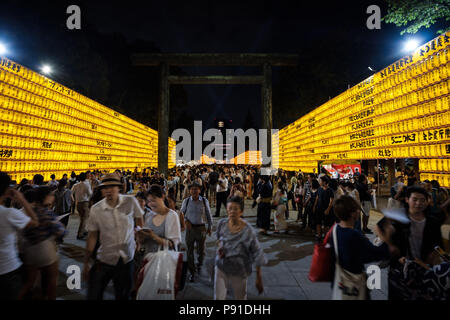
[150,178,165,186]
[317,187,334,213]
[209,172,219,185]
[357,183,371,201]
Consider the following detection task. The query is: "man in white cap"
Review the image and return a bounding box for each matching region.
[83,173,144,300]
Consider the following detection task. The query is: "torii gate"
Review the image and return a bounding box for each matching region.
[132,53,298,174]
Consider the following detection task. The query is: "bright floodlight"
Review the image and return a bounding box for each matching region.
[41,65,52,74]
[0,43,6,55]
[404,40,419,52]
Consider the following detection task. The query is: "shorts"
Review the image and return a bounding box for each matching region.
[314,210,335,228]
[209,183,217,192]
[23,238,58,268]
[361,201,372,217]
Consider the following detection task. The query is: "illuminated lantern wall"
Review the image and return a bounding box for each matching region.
[0,57,171,181]
[230,150,262,165]
[168,138,176,168]
[201,154,216,165]
[275,32,450,185]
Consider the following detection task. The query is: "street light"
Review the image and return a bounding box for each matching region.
[404,39,419,52]
[41,65,52,75]
[0,43,7,55]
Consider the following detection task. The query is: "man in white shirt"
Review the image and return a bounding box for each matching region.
[71,172,93,240]
[0,172,38,300]
[83,173,143,300]
[214,172,228,217]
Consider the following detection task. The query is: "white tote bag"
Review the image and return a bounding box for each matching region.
[137,244,180,300]
[331,226,367,300]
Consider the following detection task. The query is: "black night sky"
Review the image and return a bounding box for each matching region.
[0,0,446,132]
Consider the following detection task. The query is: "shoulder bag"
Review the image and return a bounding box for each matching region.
[331,226,367,300]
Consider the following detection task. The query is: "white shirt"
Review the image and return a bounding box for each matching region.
[144,209,181,248]
[409,216,426,259]
[87,194,144,265]
[71,180,93,202]
[0,205,31,275]
[167,180,177,188]
[217,178,228,193]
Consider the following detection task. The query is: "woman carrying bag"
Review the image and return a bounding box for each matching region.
[214,196,267,300]
[19,187,66,300]
[135,184,181,299]
[328,195,393,300]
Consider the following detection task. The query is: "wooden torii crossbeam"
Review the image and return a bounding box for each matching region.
[132,53,298,173]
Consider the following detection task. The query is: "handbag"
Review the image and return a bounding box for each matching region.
[308,225,334,282]
[331,226,367,300]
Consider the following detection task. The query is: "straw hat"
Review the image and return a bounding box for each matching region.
[98,173,123,188]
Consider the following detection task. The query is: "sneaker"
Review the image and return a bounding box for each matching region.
[363,228,373,234]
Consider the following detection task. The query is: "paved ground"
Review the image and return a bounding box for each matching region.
[52,197,389,300]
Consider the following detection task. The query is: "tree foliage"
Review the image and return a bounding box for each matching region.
[383,0,450,35]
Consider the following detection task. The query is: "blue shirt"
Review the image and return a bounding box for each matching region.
[328,225,390,274]
[180,196,212,230]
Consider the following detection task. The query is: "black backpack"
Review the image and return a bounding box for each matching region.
[183,196,207,215]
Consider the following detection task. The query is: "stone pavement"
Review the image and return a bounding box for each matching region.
[54,197,390,300]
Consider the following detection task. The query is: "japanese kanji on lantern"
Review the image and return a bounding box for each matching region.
[0,56,174,182]
[275,31,450,184]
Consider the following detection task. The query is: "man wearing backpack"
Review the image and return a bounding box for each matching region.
[180,181,213,282]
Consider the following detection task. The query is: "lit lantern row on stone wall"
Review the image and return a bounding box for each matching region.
[276,32,450,185]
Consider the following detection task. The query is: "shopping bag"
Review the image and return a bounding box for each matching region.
[371,190,377,209]
[331,226,366,300]
[308,225,334,282]
[136,245,181,300]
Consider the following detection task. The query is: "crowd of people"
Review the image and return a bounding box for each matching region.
[0,163,449,300]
